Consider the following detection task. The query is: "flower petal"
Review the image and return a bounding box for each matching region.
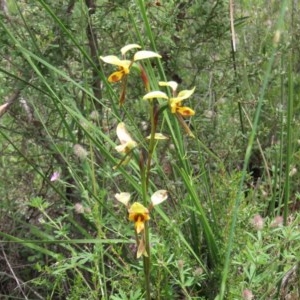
[135,219,145,234]
[151,190,168,206]
[121,44,141,55]
[134,50,161,61]
[115,141,137,154]
[176,87,196,100]
[169,100,179,113]
[159,81,178,92]
[100,55,131,67]
[143,91,168,100]
[50,171,60,182]
[137,238,148,258]
[128,202,150,234]
[115,192,131,206]
[115,144,127,153]
[116,122,134,144]
[146,133,168,140]
[108,70,125,82]
[128,202,149,215]
[100,55,122,65]
[176,106,195,116]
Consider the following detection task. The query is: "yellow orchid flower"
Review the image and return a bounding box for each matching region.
[159,81,195,116]
[115,122,137,154]
[169,87,196,116]
[100,56,131,83]
[100,44,161,83]
[143,84,195,117]
[115,190,168,258]
[115,190,168,233]
[128,202,150,234]
[100,44,161,105]
[143,82,196,137]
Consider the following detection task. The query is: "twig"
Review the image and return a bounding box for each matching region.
[0,90,21,118]
[1,246,28,300]
[229,0,245,135]
[85,0,103,111]
[0,269,44,300]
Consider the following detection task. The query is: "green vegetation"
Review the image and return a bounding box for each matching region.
[0,0,299,299]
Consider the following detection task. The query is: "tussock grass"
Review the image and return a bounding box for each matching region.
[0,0,299,299]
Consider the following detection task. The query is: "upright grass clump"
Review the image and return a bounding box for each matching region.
[0,2,129,298]
[218,1,289,299]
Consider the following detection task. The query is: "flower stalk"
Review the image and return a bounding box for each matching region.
[103,43,193,300]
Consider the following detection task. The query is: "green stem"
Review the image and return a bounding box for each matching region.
[283,55,293,224]
[143,223,151,300]
[141,99,158,300]
[275,54,293,299]
[145,100,158,187]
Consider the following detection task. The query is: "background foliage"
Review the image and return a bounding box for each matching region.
[0,0,299,299]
